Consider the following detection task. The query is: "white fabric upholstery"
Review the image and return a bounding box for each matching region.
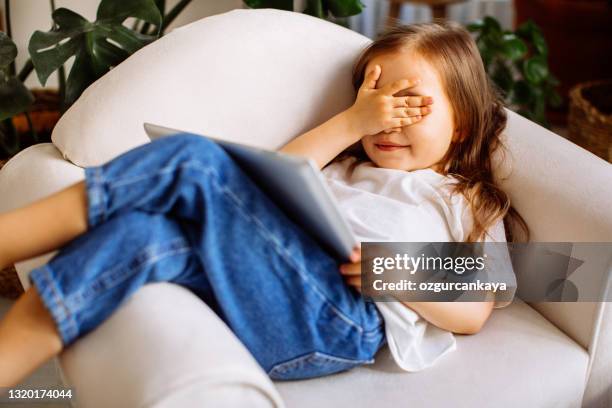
[0,7,610,407]
[275,298,588,408]
[60,283,283,408]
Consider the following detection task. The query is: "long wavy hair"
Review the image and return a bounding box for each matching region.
[331,21,529,242]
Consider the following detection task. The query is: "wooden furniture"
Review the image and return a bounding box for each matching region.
[387,0,468,27]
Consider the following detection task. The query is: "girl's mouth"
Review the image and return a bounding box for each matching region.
[375,144,408,151]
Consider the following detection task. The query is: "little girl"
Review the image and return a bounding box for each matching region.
[0,21,527,387]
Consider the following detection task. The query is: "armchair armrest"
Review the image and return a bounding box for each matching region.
[0,143,85,287]
[495,110,612,407]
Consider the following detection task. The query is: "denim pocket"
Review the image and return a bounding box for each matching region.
[268,351,374,381]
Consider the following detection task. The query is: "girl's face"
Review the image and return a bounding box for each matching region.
[361,49,458,172]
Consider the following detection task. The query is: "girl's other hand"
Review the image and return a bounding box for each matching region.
[347,64,433,136]
[340,246,362,293]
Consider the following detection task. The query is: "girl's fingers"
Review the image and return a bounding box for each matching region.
[350,246,361,263]
[384,77,421,96]
[393,106,430,118]
[392,116,422,127]
[362,65,381,90]
[392,95,434,108]
[383,128,402,134]
[339,261,360,276]
[383,106,427,132]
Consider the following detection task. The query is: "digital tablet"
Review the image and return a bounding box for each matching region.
[144,123,358,261]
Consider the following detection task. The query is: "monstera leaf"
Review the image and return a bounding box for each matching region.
[0,32,34,121]
[28,0,161,105]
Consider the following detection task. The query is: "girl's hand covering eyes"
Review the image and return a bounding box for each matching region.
[347,64,434,136]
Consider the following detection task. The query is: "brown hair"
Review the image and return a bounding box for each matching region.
[332,20,529,243]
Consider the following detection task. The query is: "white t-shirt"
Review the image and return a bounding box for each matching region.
[321,156,516,372]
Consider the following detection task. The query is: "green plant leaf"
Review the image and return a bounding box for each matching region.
[327,0,364,17]
[28,0,161,106]
[64,47,96,105]
[303,0,326,18]
[243,0,293,10]
[0,77,35,121]
[516,19,537,39]
[247,0,364,18]
[0,32,18,68]
[532,30,547,55]
[501,34,527,61]
[467,20,484,32]
[478,47,493,70]
[483,16,502,35]
[523,56,548,84]
[470,17,559,123]
[97,0,162,25]
[155,0,166,15]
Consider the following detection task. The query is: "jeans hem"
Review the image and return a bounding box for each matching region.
[29,264,80,345]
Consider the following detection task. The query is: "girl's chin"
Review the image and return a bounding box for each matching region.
[373,158,415,171]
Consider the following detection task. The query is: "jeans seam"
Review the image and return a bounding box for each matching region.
[85,166,108,228]
[268,350,374,375]
[149,160,368,334]
[98,157,367,334]
[66,239,192,312]
[106,163,188,190]
[96,167,106,224]
[197,162,367,334]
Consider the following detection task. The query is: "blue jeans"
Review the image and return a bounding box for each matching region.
[28,134,386,381]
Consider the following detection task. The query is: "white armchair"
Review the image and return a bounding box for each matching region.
[0,9,610,408]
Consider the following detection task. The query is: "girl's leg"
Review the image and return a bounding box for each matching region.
[1,210,199,387]
[38,134,384,379]
[0,286,62,387]
[0,181,88,270]
[2,133,383,386]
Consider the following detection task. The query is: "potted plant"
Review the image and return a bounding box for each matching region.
[467,16,562,128]
[0,31,35,161]
[0,0,202,161]
[1,0,365,163]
